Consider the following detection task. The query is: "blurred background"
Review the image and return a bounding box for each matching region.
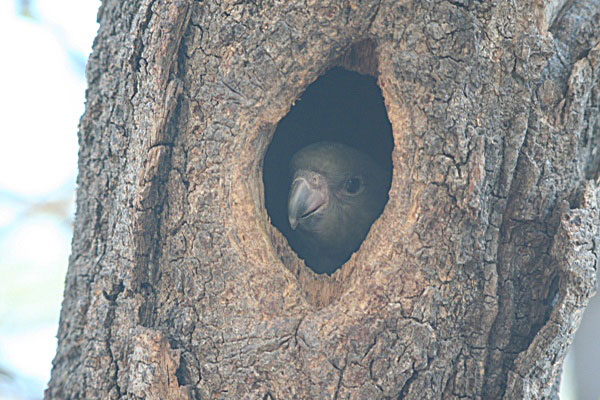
[0,0,97,398]
[0,0,596,399]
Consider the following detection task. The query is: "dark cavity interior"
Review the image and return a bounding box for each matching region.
[263,67,393,275]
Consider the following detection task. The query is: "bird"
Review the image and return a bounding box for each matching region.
[287,141,390,274]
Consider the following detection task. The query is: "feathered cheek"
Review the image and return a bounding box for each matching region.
[331,189,349,204]
[333,197,364,225]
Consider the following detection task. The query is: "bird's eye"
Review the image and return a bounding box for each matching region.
[344,177,361,194]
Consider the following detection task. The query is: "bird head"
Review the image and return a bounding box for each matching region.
[287,142,389,272]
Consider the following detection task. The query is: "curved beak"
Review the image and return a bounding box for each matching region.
[288,175,327,230]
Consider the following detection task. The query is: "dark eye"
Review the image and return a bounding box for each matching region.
[344,177,361,194]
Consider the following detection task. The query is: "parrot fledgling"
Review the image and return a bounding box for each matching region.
[287,142,390,274]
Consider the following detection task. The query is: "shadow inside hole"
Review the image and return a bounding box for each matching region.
[263,67,393,275]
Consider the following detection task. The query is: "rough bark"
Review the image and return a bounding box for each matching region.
[47,1,599,399]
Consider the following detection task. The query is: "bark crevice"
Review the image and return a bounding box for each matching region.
[47,1,600,398]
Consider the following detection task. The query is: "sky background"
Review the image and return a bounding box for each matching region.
[0,1,98,398]
[0,0,595,399]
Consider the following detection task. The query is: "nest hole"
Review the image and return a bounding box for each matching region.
[263,66,394,281]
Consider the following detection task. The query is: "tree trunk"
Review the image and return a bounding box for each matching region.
[46,1,599,399]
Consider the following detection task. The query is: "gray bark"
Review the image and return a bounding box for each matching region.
[46,0,599,399]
